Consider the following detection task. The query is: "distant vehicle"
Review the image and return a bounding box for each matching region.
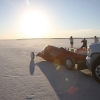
[31,45,87,70]
[86,42,100,83]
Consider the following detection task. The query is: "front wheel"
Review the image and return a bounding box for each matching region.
[92,62,100,83]
[65,58,75,70]
[30,52,35,60]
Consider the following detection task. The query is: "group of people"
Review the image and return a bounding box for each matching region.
[69,36,99,49]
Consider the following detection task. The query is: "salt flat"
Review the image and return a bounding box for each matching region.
[0,39,100,100]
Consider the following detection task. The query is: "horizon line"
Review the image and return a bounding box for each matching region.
[0,37,99,40]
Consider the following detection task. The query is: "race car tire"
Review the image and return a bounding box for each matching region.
[65,58,75,70]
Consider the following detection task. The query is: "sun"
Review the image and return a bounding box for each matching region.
[20,11,50,38]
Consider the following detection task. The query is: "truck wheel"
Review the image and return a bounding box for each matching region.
[65,58,75,70]
[31,52,35,60]
[92,62,100,83]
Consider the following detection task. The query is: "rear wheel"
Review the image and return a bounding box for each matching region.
[92,61,100,83]
[65,58,75,70]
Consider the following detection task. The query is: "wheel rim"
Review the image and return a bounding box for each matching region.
[66,59,72,68]
[95,65,100,79]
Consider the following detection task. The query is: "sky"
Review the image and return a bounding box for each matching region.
[0,0,100,39]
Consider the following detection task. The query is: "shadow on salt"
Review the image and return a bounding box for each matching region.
[29,60,35,75]
[36,61,79,94]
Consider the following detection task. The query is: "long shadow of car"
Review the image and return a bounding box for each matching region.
[36,60,100,100]
[36,60,79,94]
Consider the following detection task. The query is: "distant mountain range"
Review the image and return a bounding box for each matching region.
[16,37,100,40]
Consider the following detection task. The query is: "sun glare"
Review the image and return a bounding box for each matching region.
[20,11,50,38]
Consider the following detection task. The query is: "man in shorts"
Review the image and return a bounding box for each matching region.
[70,36,74,48]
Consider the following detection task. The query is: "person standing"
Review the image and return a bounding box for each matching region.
[94,36,99,43]
[81,38,87,49]
[70,36,74,48]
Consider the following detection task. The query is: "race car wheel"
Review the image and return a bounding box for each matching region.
[92,61,100,83]
[65,58,75,70]
[30,52,35,60]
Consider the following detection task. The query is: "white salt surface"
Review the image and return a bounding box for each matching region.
[0,39,100,100]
